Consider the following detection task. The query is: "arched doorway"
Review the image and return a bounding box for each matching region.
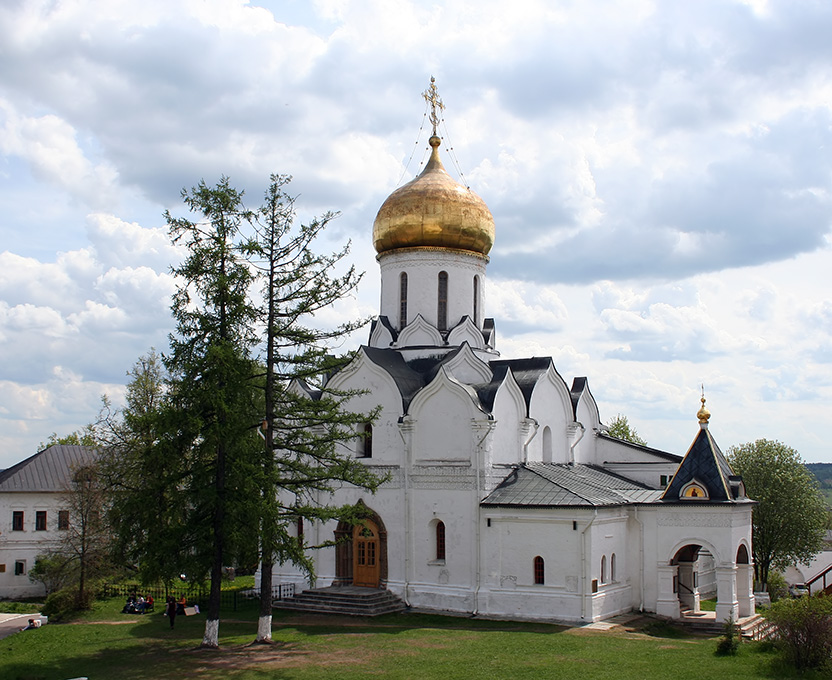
[333,501,388,588]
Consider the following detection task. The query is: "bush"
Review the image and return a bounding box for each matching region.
[766,572,788,603]
[765,593,832,670]
[42,587,94,622]
[715,615,740,656]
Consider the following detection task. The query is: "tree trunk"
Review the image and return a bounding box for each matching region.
[256,557,274,643]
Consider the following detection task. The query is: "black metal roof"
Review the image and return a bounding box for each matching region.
[481,463,662,508]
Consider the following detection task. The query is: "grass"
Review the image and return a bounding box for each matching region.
[700,598,717,611]
[0,596,824,680]
[0,601,44,614]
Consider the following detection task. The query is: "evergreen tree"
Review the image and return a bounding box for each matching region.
[249,175,383,643]
[163,177,262,648]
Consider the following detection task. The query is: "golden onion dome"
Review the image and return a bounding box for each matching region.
[373,135,495,256]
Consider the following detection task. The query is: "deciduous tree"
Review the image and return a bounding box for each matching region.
[727,439,827,588]
[60,462,111,606]
[606,414,647,446]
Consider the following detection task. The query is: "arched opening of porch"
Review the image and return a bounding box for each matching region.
[672,543,703,614]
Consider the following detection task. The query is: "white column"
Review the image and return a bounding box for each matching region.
[736,564,755,617]
[655,564,680,618]
[715,565,739,622]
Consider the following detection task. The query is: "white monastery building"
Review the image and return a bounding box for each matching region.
[270,83,755,624]
[0,445,96,597]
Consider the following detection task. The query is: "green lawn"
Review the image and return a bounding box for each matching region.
[0,597,821,680]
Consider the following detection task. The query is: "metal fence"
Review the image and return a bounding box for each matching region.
[102,582,294,612]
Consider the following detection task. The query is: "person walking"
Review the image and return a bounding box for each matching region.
[166,596,177,630]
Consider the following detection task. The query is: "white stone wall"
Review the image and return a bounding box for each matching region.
[377,249,487,335]
[0,491,65,597]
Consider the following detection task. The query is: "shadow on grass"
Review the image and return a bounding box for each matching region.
[269,609,570,638]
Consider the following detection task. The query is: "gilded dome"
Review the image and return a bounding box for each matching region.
[373,135,495,256]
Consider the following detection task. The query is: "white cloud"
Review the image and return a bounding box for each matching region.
[1,0,832,465]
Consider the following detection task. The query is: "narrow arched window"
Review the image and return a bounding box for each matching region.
[534,556,545,585]
[610,553,616,582]
[600,555,607,584]
[437,271,448,331]
[399,272,408,329]
[361,423,373,458]
[297,517,304,546]
[436,520,446,560]
[473,275,479,326]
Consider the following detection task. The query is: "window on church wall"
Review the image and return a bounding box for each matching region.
[473,275,479,326]
[297,517,304,546]
[12,511,23,532]
[437,271,448,331]
[600,555,607,584]
[436,520,446,561]
[534,556,545,585]
[35,511,46,531]
[610,553,616,582]
[359,423,373,458]
[399,272,408,329]
[58,510,69,530]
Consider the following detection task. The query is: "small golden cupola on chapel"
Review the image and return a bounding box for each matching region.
[372,77,496,257]
[697,387,710,428]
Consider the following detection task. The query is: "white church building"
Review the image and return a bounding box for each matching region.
[270,86,755,625]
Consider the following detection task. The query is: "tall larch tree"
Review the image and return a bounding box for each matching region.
[249,175,383,643]
[164,178,262,648]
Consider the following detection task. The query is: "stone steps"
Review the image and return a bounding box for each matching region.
[273,586,407,617]
[678,610,774,639]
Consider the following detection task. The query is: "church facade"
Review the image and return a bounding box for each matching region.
[269,91,755,624]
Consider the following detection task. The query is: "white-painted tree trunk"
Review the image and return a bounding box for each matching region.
[256,614,272,642]
[201,618,220,648]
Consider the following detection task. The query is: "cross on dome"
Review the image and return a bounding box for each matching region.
[422,76,445,136]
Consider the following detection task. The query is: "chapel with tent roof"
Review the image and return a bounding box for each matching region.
[266,79,755,624]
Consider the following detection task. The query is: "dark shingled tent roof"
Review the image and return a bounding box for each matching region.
[661,426,746,503]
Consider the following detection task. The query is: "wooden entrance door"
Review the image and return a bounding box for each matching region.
[353,519,380,587]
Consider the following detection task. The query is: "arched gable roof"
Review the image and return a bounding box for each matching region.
[396,313,443,347]
[327,346,423,412]
[447,315,486,350]
[571,377,601,429]
[487,368,527,420]
[408,366,488,419]
[487,357,553,416]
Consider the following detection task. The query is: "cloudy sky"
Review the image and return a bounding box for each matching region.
[1,0,831,468]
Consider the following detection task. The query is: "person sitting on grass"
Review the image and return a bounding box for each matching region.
[21,619,40,631]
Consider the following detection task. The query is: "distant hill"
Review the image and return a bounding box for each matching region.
[806,463,832,507]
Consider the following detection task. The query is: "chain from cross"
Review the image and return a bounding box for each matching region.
[422,76,445,136]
